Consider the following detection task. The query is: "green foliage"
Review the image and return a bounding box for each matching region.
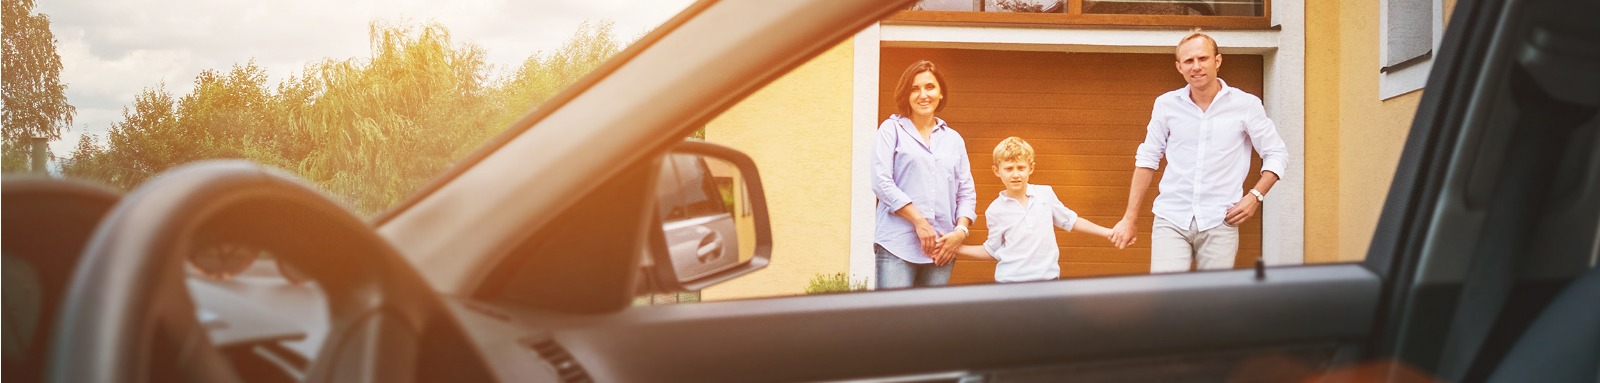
[64,20,624,216]
[993,0,1049,13]
[80,86,182,189]
[2,0,77,171]
[494,21,622,128]
[60,133,109,181]
[632,291,703,306]
[285,21,499,213]
[804,272,869,295]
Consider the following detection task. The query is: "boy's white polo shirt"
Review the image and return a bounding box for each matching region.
[982,184,1080,283]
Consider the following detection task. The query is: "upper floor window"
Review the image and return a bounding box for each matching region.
[894,0,1270,29]
[1380,0,1443,99]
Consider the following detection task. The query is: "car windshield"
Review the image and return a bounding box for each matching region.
[9,0,694,216]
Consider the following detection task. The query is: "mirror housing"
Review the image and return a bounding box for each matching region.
[643,140,771,293]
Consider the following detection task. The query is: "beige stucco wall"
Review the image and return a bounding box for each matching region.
[1305,0,1455,263]
[1305,0,1344,264]
[701,40,855,300]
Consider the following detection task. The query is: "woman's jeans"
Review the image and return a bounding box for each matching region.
[875,244,953,289]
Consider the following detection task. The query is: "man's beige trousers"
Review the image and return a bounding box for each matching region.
[1150,216,1239,273]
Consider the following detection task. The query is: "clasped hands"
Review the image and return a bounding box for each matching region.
[1107,193,1262,249]
[914,222,966,266]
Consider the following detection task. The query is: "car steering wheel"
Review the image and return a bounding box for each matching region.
[45,160,490,383]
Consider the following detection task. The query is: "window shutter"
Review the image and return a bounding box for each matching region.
[1386,0,1433,68]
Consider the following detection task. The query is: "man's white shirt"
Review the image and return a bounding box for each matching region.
[1135,79,1289,232]
[982,184,1078,283]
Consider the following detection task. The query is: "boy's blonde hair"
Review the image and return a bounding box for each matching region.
[992,137,1035,167]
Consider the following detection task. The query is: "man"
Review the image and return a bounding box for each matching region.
[1109,31,1289,273]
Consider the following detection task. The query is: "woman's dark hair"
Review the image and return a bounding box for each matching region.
[893,60,949,117]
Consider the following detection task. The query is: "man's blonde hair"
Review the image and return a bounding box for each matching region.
[992,136,1035,167]
[1176,29,1219,57]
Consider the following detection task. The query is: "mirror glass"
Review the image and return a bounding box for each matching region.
[656,152,757,284]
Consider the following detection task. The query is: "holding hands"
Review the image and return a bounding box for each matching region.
[1110,218,1137,249]
[1072,217,1131,250]
[913,220,965,266]
[932,226,967,266]
[897,204,969,266]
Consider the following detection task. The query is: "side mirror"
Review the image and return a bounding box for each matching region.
[643,140,771,293]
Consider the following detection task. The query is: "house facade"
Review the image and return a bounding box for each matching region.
[701,0,1451,300]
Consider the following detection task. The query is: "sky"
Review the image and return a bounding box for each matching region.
[34,0,695,160]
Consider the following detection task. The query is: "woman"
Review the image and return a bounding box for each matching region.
[871,60,977,289]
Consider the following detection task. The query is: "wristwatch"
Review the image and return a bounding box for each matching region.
[1249,189,1265,202]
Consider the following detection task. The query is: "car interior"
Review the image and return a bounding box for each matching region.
[1,0,1596,382]
[1364,0,1600,381]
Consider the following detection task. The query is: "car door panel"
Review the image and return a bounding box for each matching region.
[661,214,740,279]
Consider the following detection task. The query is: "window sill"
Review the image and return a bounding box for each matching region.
[884,11,1273,30]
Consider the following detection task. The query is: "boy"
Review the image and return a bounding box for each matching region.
[956,137,1114,283]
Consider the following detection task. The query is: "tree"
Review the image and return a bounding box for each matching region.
[2,0,76,172]
[68,20,628,215]
[97,86,180,189]
[175,61,277,160]
[60,133,107,181]
[496,21,622,128]
[287,20,500,214]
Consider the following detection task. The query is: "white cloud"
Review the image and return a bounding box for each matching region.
[35,0,694,159]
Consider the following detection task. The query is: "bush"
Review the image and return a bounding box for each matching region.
[805,272,869,294]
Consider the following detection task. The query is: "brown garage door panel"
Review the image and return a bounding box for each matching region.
[967,141,1142,156]
[881,48,1266,283]
[960,124,1152,141]
[953,93,1163,111]
[973,185,1158,205]
[974,170,1158,187]
[967,155,1151,171]
[948,109,1155,126]
[950,262,1155,284]
[962,232,1264,255]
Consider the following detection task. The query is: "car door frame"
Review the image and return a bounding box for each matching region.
[379,0,1575,381]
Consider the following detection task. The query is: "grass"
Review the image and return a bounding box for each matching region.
[805,272,870,294]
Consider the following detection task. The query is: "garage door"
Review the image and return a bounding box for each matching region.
[878,48,1265,284]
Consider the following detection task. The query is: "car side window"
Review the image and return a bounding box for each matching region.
[668,154,730,219]
[656,157,686,221]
